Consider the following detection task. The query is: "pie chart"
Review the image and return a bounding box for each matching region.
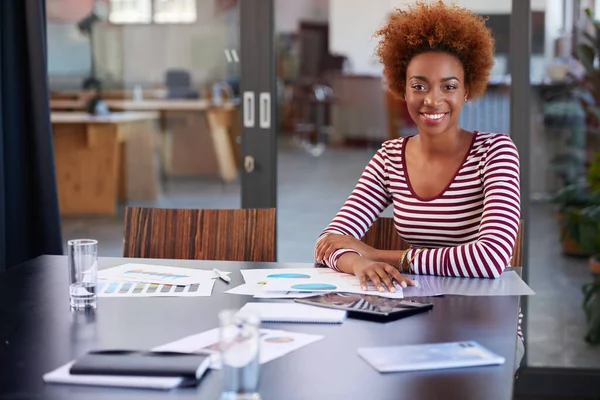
[291,283,337,290]
[267,273,311,279]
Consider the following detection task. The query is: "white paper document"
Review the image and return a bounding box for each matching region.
[224,283,318,299]
[154,328,322,369]
[98,263,229,286]
[231,268,533,299]
[403,271,534,296]
[242,268,405,299]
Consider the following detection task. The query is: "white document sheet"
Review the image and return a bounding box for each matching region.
[98,263,229,286]
[224,283,318,299]
[153,328,323,369]
[242,268,405,299]
[403,270,534,296]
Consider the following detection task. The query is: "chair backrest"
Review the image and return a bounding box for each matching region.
[361,217,525,267]
[122,207,276,262]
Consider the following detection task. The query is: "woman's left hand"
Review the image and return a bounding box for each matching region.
[315,233,378,263]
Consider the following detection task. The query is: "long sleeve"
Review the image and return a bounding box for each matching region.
[314,146,393,271]
[406,136,521,278]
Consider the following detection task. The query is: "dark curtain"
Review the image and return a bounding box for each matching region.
[0,0,63,271]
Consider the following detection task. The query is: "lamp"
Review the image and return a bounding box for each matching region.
[76,0,108,88]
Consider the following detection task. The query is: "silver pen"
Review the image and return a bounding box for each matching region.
[213,268,231,283]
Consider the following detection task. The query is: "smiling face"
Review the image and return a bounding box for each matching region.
[404,51,468,136]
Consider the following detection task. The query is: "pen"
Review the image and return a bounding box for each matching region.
[213,268,231,283]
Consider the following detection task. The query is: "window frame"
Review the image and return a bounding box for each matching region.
[108,0,198,25]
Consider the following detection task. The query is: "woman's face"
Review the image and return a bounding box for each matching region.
[404,51,468,136]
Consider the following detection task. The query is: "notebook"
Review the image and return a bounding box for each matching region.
[43,361,190,390]
[239,302,347,323]
[69,350,211,379]
[357,341,505,373]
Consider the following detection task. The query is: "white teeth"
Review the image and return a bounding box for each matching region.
[423,113,445,120]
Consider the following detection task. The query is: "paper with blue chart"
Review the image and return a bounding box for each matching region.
[96,264,230,297]
[234,268,410,299]
[228,268,534,299]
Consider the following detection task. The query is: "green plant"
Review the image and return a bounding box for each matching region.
[583,275,600,344]
[575,9,600,128]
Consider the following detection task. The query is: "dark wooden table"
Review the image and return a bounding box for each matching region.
[0,256,521,400]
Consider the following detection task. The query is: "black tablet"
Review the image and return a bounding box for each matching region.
[294,293,433,322]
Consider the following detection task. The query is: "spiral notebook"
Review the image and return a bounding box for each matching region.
[239,302,347,324]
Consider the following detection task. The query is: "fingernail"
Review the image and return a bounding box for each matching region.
[390,287,396,292]
[401,282,407,288]
[378,287,384,292]
[361,285,366,291]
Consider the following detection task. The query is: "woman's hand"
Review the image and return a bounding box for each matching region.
[350,256,414,293]
[315,233,378,263]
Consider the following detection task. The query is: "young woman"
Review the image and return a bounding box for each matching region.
[314,0,523,369]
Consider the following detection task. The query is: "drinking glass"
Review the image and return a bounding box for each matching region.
[219,309,261,400]
[68,239,98,309]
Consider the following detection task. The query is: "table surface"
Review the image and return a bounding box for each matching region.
[50,99,237,112]
[51,111,160,124]
[0,256,520,400]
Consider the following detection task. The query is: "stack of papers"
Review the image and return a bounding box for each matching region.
[96,264,231,298]
[225,268,408,299]
[225,267,534,299]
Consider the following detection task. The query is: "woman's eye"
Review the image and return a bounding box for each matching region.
[445,85,457,90]
[412,84,426,90]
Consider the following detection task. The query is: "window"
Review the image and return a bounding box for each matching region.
[109,0,197,24]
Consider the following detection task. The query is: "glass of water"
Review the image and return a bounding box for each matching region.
[219,309,261,400]
[68,239,98,309]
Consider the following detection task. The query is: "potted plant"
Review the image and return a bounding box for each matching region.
[571,151,600,344]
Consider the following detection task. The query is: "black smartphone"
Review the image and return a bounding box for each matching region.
[294,293,433,322]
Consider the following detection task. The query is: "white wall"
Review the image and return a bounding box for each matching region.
[275,0,329,33]
[330,0,548,77]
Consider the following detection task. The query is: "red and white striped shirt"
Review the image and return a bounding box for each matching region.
[316,131,523,338]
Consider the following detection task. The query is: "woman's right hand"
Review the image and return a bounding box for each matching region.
[351,256,415,293]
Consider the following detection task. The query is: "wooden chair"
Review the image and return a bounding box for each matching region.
[122,207,276,262]
[361,217,525,267]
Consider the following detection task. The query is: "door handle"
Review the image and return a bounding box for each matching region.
[244,155,255,173]
[243,91,255,128]
[259,92,270,129]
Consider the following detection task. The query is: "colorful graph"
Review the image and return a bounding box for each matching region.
[124,268,189,280]
[96,281,208,297]
[267,273,311,279]
[264,336,295,344]
[291,283,337,290]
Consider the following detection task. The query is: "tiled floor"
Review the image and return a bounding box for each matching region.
[61,139,600,369]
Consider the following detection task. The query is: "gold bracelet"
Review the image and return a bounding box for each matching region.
[397,250,409,272]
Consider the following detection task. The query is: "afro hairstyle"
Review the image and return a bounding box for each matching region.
[374,0,495,101]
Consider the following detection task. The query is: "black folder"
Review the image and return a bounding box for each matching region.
[69,350,211,381]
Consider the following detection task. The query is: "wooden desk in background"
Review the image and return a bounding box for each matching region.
[107,100,239,181]
[49,99,240,182]
[51,112,160,215]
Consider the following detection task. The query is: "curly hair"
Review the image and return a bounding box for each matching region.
[374,0,495,101]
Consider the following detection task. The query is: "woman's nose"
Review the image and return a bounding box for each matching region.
[424,88,442,106]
